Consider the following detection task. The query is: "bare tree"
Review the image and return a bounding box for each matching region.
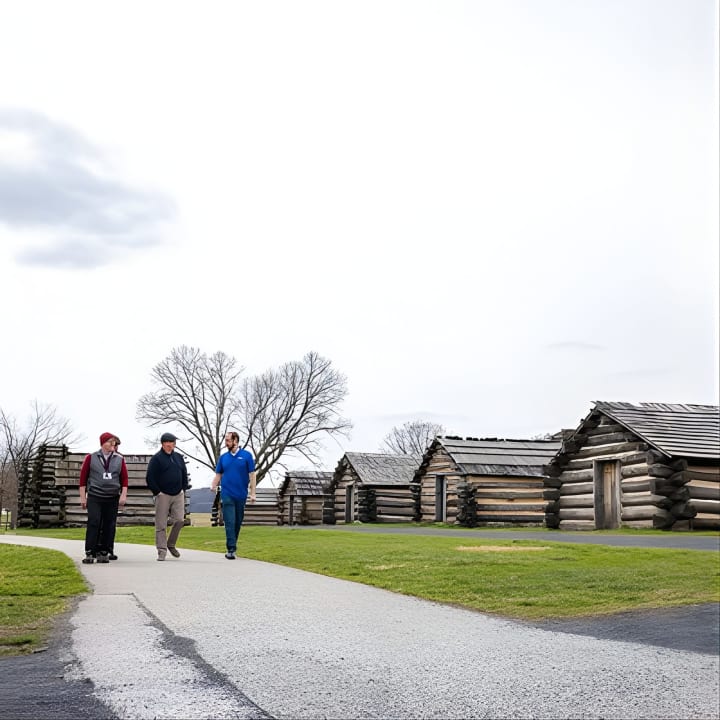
[380,420,445,456]
[136,347,351,483]
[0,401,79,527]
[0,438,14,529]
[136,345,245,469]
[240,351,352,483]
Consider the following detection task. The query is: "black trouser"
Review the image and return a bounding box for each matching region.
[85,495,119,554]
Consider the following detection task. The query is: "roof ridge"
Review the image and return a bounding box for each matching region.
[595,400,719,413]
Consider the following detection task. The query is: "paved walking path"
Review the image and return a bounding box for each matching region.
[0,534,718,720]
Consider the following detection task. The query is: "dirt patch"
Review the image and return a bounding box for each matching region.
[456,545,551,552]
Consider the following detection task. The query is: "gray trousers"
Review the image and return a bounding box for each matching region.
[154,491,185,551]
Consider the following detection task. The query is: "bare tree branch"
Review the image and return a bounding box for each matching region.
[240,352,351,483]
[136,347,351,483]
[0,401,79,526]
[136,346,245,470]
[380,420,445,456]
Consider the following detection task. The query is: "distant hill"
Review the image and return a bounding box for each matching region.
[187,487,216,513]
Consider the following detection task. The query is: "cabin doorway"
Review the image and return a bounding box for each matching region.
[288,496,296,525]
[594,461,620,529]
[344,483,355,523]
[434,475,447,522]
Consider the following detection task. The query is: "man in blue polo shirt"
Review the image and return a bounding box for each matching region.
[210,431,256,559]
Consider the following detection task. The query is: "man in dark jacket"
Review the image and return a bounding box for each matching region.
[145,432,188,561]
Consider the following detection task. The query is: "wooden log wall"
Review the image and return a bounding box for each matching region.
[456,482,477,527]
[416,446,547,527]
[373,486,415,523]
[546,416,655,530]
[415,447,460,522]
[322,493,336,524]
[410,483,422,522]
[466,474,546,526]
[16,445,69,528]
[211,487,279,526]
[357,486,376,522]
[357,485,414,523]
[685,463,720,530]
[643,449,697,530]
[329,467,359,524]
[55,452,161,527]
[545,413,713,531]
[245,488,280,525]
[17,447,205,529]
[278,495,325,525]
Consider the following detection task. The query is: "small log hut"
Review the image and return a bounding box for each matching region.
[278,470,333,525]
[412,436,561,526]
[325,452,419,524]
[16,444,189,528]
[211,486,280,526]
[544,401,720,531]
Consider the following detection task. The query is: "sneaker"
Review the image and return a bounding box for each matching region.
[108,553,118,561]
[96,552,110,564]
[224,551,236,560]
[82,554,94,564]
[167,547,180,558]
[157,551,167,561]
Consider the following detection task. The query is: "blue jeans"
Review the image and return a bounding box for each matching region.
[221,494,247,552]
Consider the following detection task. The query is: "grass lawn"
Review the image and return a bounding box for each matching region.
[0,544,88,656]
[3,525,717,646]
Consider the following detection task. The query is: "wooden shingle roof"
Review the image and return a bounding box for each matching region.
[340,452,420,485]
[594,401,720,460]
[279,470,333,496]
[417,437,561,478]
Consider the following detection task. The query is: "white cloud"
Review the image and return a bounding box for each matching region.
[0,109,175,268]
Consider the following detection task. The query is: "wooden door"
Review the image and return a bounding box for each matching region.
[434,475,447,522]
[344,483,355,523]
[594,461,620,529]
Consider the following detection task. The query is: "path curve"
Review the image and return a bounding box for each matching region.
[0,535,718,720]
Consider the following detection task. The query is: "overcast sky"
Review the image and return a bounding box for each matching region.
[0,0,717,487]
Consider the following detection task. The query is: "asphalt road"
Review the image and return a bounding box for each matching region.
[0,533,718,720]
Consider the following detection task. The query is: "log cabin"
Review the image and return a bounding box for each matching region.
[544,401,720,531]
[326,452,420,524]
[57,451,159,526]
[211,486,280,526]
[278,470,333,525]
[412,436,561,526]
[16,444,188,528]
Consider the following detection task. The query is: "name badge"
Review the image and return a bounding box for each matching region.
[103,472,112,480]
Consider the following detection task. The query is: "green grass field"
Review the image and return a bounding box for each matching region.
[2,523,718,656]
[0,544,87,656]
